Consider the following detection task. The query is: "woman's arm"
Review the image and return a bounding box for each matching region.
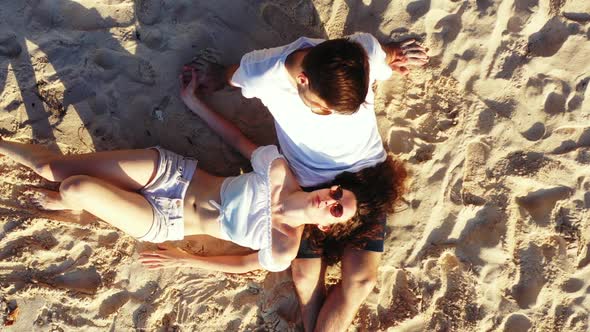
[180,67,258,159]
[139,245,262,274]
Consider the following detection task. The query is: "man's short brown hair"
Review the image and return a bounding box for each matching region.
[302,38,370,115]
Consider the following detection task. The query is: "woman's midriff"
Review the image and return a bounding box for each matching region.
[182,168,226,238]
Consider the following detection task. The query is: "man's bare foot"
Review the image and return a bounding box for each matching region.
[185,48,227,95]
[27,188,75,211]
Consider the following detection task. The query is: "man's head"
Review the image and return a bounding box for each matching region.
[297,38,370,115]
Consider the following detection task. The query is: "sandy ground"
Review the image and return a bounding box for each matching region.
[0,0,589,331]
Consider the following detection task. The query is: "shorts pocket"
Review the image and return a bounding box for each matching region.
[153,197,183,226]
[152,196,173,216]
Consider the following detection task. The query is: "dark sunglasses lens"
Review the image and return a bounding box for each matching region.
[330,186,343,200]
[330,203,343,218]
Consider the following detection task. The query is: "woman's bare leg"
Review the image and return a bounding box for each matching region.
[57,175,155,238]
[0,139,159,191]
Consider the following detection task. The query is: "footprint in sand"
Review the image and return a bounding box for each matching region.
[406,0,430,20]
[521,122,545,141]
[92,49,156,85]
[567,76,589,112]
[31,265,101,295]
[377,269,419,326]
[426,253,478,331]
[33,0,134,31]
[454,205,504,264]
[502,313,533,332]
[50,267,102,295]
[511,243,545,308]
[527,17,570,57]
[0,33,21,58]
[492,151,550,177]
[0,232,58,261]
[137,27,165,50]
[136,0,162,26]
[388,127,414,154]
[544,91,567,115]
[98,290,131,317]
[462,140,490,205]
[552,127,590,154]
[424,7,463,56]
[561,278,585,293]
[188,47,223,69]
[476,108,495,133]
[523,74,571,116]
[506,0,538,34]
[516,186,573,223]
[563,0,590,23]
[261,3,309,41]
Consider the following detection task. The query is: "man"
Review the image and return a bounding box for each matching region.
[191,33,427,331]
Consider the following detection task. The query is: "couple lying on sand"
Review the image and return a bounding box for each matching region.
[1,32,428,331]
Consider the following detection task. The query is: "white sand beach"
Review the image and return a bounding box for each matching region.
[0,0,589,330]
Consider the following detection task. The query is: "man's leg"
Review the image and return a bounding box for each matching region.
[291,257,327,332]
[313,249,382,332]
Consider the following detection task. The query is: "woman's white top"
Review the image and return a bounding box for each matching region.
[211,145,290,272]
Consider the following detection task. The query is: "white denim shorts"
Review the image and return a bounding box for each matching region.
[137,146,197,243]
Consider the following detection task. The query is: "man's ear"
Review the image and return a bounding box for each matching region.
[317,224,331,232]
[296,72,309,86]
[311,108,333,116]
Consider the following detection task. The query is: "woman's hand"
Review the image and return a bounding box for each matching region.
[383,39,429,75]
[139,244,192,270]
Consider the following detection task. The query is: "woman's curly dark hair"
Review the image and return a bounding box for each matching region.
[302,154,408,264]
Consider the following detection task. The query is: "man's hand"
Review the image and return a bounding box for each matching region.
[185,58,228,95]
[139,243,192,269]
[383,39,429,75]
[179,66,206,109]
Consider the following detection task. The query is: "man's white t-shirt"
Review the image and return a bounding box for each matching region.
[231,33,392,187]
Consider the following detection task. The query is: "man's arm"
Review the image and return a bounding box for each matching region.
[180,67,258,159]
[313,249,382,332]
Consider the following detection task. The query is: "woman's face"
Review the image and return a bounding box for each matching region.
[308,185,357,225]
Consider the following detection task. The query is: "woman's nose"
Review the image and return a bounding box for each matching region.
[322,197,338,206]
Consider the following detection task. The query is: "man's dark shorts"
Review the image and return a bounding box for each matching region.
[296,184,386,259]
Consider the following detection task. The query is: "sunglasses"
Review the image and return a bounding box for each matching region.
[329,185,344,218]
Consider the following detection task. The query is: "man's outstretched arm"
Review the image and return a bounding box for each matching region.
[313,249,382,332]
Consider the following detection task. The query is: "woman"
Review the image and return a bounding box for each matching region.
[0,68,404,273]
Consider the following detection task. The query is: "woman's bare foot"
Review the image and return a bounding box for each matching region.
[27,188,76,211]
[0,139,58,180]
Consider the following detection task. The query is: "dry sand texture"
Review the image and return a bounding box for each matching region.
[0,0,589,331]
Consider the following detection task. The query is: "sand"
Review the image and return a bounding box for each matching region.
[0,0,589,331]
